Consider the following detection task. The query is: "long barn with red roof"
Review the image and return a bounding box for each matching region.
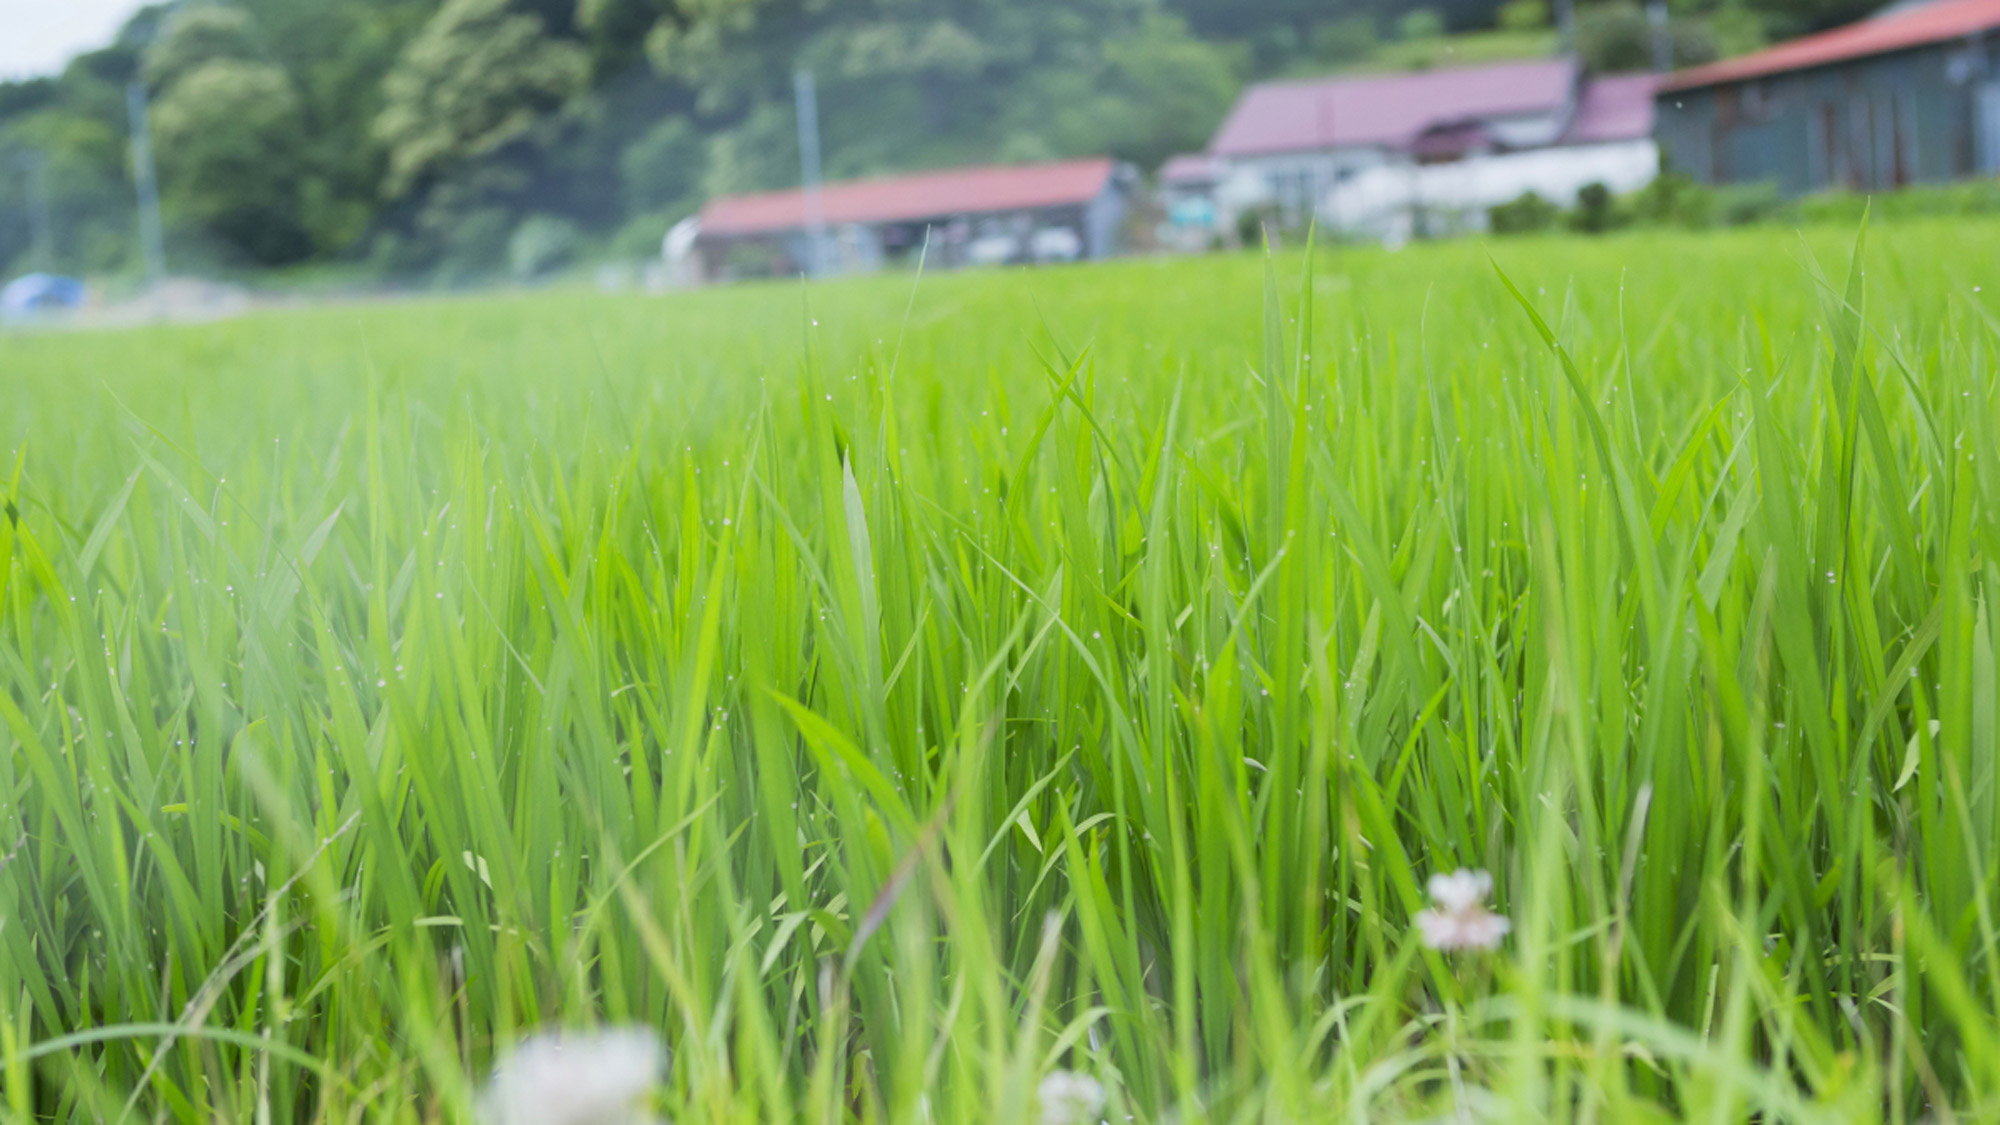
[685,158,1136,280]
[1655,0,2000,192]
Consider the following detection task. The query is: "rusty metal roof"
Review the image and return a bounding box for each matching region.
[1663,0,2000,90]
[698,158,1117,237]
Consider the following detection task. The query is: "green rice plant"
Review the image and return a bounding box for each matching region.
[1,218,1998,1122]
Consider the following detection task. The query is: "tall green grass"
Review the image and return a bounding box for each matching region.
[2,221,1998,1122]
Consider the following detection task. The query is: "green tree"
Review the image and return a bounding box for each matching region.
[1704,4,1769,55]
[507,212,580,278]
[1163,0,1506,65]
[638,0,1221,184]
[142,4,267,91]
[1307,14,1378,63]
[151,59,314,263]
[0,35,156,277]
[1489,190,1559,233]
[135,3,323,263]
[1397,7,1446,40]
[1574,1,1652,70]
[234,0,440,250]
[1036,15,1239,167]
[374,0,590,199]
[620,115,703,214]
[1575,1,1718,72]
[1567,180,1618,232]
[578,0,675,74]
[700,101,797,198]
[1497,0,1549,30]
[0,113,135,275]
[1169,0,1342,43]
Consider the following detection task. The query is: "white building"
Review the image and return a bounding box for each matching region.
[1194,59,1661,242]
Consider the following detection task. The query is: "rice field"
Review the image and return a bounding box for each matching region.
[3,221,1999,1123]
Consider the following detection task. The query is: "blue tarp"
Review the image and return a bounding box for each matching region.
[1,273,87,316]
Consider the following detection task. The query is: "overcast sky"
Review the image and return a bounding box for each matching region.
[0,0,153,81]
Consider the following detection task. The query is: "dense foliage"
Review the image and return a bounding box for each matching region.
[4,220,2000,1122]
[0,0,1874,279]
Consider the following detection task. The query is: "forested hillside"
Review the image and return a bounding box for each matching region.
[0,0,1865,280]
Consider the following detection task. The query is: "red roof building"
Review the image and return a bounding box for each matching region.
[1653,0,2000,193]
[699,158,1120,237]
[690,158,1133,279]
[1665,0,2000,90]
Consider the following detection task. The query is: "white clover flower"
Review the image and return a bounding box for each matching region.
[1416,868,1510,952]
[1037,1068,1106,1125]
[479,1027,666,1125]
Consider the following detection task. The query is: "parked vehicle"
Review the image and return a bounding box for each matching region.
[1029,226,1082,263]
[1,273,86,319]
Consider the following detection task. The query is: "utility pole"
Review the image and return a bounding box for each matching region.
[127,82,167,286]
[793,68,830,278]
[1647,0,1673,72]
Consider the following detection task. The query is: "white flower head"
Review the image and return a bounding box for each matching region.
[1416,868,1510,952]
[480,1027,666,1125]
[1037,1068,1106,1125]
